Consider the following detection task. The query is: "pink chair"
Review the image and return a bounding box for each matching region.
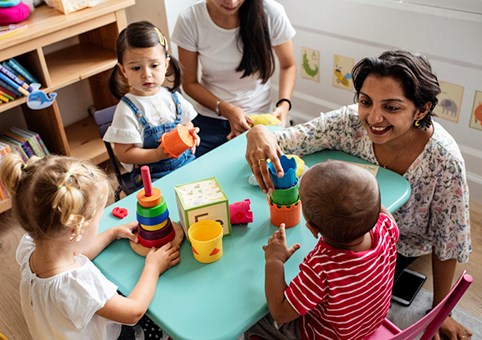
[368,271,473,340]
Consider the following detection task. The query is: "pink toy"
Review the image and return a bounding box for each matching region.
[229,199,253,225]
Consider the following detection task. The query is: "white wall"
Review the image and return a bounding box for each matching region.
[132,0,482,203]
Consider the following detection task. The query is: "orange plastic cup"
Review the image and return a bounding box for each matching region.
[268,197,301,228]
[161,125,195,158]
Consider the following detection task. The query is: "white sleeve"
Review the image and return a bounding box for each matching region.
[171,7,199,52]
[265,0,296,46]
[103,101,143,145]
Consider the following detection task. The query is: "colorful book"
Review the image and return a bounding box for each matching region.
[0,63,32,92]
[0,88,14,101]
[0,135,28,162]
[10,127,47,157]
[3,131,34,157]
[0,72,29,96]
[6,58,39,85]
[0,78,21,97]
[0,92,8,103]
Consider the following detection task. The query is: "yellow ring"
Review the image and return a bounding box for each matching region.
[141,218,169,231]
[258,158,266,166]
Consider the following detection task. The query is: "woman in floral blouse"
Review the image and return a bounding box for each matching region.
[246,50,472,339]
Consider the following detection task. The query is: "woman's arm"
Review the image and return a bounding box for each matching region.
[178,47,252,137]
[272,40,297,127]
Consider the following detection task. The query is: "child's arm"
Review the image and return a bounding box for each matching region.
[113,142,170,164]
[81,221,139,260]
[96,242,180,324]
[264,224,301,324]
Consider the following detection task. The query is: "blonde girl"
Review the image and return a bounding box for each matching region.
[0,154,179,339]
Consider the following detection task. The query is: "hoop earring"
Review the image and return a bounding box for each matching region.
[414,120,421,127]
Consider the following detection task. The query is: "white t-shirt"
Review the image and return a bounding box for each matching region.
[171,0,296,119]
[16,234,121,340]
[103,87,198,171]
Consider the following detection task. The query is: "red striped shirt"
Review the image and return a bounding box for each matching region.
[285,213,399,340]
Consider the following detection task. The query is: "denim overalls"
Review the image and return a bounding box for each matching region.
[121,92,195,187]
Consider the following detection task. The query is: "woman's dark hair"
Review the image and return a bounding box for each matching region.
[236,0,275,83]
[352,50,441,130]
[109,21,182,99]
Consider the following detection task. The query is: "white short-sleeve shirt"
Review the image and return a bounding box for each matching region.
[16,234,121,340]
[171,0,296,119]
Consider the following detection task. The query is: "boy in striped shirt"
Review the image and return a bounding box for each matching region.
[245,160,399,340]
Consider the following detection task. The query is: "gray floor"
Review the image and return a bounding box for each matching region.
[388,287,481,338]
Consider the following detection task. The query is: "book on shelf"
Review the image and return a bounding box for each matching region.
[5,58,39,85]
[0,141,12,201]
[4,130,35,157]
[0,72,29,96]
[0,92,8,103]
[0,135,29,162]
[0,78,21,97]
[0,63,33,92]
[10,127,48,157]
[0,88,14,101]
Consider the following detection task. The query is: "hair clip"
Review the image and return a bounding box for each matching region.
[154,27,168,51]
[81,164,94,177]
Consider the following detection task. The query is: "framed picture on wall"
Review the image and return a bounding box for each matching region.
[332,54,354,91]
[433,81,464,123]
[301,47,320,82]
[469,90,482,131]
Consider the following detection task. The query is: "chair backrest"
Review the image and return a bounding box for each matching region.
[369,271,473,340]
[93,106,136,198]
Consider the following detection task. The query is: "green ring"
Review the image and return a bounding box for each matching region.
[137,198,167,217]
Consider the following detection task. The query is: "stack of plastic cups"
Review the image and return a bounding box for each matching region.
[267,155,301,228]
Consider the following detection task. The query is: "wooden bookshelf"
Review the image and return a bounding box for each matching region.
[0,0,135,214]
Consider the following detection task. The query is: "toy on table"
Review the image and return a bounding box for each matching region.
[249,113,281,127]
[160,124,195,158]
[175,177,231,236]
[112,207,128,219]
[229,199,253,225]
[188,220,224,264]
[130,166,184,256]
[0,0,30,26]
[248,154,307,186]
[267,155,301,228]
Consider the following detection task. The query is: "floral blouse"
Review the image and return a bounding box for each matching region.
[276,104,471,262]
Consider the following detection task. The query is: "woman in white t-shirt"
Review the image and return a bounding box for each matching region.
[171,0,296,156]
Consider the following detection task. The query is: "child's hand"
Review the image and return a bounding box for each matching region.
[112,221,139,243]
[263,224,300,263]
[189,126,200,154]
[145,242,180,276]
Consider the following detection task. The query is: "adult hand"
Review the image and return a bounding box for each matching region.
[272,106,289,127]
[222,102,253,139]
[145,242,180,276]
[263,224,300,264]
[434,316,473,340]
[245,125,283,193]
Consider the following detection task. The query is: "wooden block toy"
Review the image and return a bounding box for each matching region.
[175,177,231,237]
[130,166,184,256]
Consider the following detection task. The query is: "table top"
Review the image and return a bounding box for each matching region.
[94,133,411,340]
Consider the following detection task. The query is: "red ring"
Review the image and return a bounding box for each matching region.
[138,226,175,248]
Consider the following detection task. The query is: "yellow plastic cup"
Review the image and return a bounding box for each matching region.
[188,220,223,263]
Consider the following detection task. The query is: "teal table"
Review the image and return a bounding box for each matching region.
[94,133,411,340]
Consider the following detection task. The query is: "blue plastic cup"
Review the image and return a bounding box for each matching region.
[268,155,297,189]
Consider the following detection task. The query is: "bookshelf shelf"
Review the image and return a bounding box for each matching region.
[0,0,135,214]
